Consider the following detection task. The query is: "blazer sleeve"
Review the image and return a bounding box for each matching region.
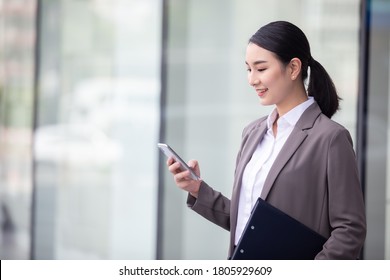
[316,128,367,259]
[186,181,231,231]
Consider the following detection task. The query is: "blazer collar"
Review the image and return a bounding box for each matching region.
[260,102,322,199]
[293,102,322,131]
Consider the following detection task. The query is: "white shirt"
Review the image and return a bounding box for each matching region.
[234,97,315,245]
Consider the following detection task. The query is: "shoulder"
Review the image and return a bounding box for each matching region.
[311,114,353,145]
[314,114,350,134]
[301,103,350,136]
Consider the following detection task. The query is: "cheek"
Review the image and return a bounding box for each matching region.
[263,71,281,88]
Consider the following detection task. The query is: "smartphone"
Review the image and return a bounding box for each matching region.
[157,143,200,180]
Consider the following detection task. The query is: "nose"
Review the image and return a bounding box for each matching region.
[248,72,259,87]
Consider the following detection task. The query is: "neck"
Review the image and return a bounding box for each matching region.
[276,84,308,116]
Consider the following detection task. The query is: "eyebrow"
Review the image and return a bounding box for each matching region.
[245,60,268,66]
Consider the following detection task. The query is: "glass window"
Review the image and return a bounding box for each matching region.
[2,0,375,260]
[32,0,161,259]
[0,0,37,259]
[364,0,390,260]
[161,0,360,259]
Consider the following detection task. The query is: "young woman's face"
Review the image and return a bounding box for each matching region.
[245,43,293,107]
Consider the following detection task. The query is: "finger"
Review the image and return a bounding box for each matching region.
[166,157,175,166]
[168,161,181,174]
[174,170,191,182]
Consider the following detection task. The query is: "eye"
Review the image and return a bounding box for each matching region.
[258,68,266,72]
[246,68,251,72]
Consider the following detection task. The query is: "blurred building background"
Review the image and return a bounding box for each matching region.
[0,0,389,259]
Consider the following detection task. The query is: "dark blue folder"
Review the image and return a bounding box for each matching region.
[231,198,327,260]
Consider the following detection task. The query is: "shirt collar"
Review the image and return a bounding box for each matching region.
[266,97,315,129]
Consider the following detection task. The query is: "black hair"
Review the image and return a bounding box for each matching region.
[249,21,340,118]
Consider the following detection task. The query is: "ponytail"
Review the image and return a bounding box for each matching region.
[307,58,341,118]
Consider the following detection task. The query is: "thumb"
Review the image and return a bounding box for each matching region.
[188,159,198,169]
[188,160,200,176]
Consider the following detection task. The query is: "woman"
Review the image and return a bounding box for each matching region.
[167,21,366,259]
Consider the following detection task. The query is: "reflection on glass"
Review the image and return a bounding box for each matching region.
[162,0,360,259]
[1,0,372,260]
[365,0,390,260]
[0,0,37,259]
[32,0,161,259]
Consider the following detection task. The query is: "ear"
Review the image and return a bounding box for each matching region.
[289,58,302,80]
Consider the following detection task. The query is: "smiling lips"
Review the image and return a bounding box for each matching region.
[256,88,268,97]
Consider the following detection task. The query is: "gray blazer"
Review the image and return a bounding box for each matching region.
[187,102,366,259]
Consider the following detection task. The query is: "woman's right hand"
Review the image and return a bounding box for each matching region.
[167,157,202,198]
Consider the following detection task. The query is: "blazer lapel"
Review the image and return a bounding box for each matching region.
[231,120,267,229]
[260,103,322,200]
[236,122,268,180]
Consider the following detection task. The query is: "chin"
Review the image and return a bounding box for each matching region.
[259,98,273,106]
